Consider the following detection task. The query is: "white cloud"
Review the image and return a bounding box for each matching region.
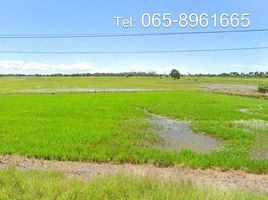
[0,60,97,74]
[118,65,174,74]
[0,60,268,75]
[0,60,175,75]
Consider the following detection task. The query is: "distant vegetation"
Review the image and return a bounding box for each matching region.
[190,71,268,78]
[258,82,268,93]
[1,71,268,78]
[0,72,167,77]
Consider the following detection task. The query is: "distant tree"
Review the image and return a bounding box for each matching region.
[169,69,181,79]
[230,72,239,77]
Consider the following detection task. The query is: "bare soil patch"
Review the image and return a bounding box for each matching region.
[204,88,268,97]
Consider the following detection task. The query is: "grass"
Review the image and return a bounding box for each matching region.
[233,120,268,160]
[0,76,262,94]
[0,76,195,93]
[0,167,266,200]
[258,82,268,93]
[0,91,268,173]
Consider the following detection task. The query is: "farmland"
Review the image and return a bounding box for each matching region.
[0,76,267,171]
[0,76,262,94]
[0,76,268,198]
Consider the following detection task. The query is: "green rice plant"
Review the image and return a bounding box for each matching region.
[0,91,268,172]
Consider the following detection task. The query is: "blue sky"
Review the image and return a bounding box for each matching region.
[0,0,267,74]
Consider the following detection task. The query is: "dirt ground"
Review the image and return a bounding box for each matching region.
[0,155,267,194]
[204,88,268,97]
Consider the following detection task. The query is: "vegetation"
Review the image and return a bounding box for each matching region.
[1,71,268,78]
[0,91,268,173]
[257,82,268,93]
[0,167,266,200]
[169,69,181,79]
[187,71,268,78]
[0,76,194,94]
[0,72,165,78]
[0,76,264,94]
[234,120,268,160]
[0,76,267,197]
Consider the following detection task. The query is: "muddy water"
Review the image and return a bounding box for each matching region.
[194,83,257,90]
[149,115,220,153]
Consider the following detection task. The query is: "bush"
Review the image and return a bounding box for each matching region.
[257,82,268,93]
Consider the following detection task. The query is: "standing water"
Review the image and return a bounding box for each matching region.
[149,114,220,153]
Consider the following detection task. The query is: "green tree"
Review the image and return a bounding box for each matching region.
[169,69,181,79]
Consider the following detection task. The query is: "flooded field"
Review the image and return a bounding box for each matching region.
[149,114,220,153]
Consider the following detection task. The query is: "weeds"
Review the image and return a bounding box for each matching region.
[0,167,266,200]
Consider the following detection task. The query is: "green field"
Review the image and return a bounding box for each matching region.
[1,167,266,200]
[0,76,194,93]
[0,76,267,173]
[0,76,262,93]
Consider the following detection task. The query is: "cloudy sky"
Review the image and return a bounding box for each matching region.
[0,0,267,74]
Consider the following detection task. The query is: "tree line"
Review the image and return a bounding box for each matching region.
[0,70,268,78]
[188,71,268,78]
[0,72,164,77]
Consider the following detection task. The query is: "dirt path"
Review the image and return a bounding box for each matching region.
[0,155,267,194]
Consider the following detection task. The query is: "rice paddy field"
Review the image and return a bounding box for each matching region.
[0,76,262,93]
[0,76,268,199]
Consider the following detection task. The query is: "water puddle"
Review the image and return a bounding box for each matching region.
[192,83,257,90]
[148,114,220,153]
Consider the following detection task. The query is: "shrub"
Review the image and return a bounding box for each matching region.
[257,82,268,93]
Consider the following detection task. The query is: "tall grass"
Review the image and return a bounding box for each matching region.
[0,167,266,200]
